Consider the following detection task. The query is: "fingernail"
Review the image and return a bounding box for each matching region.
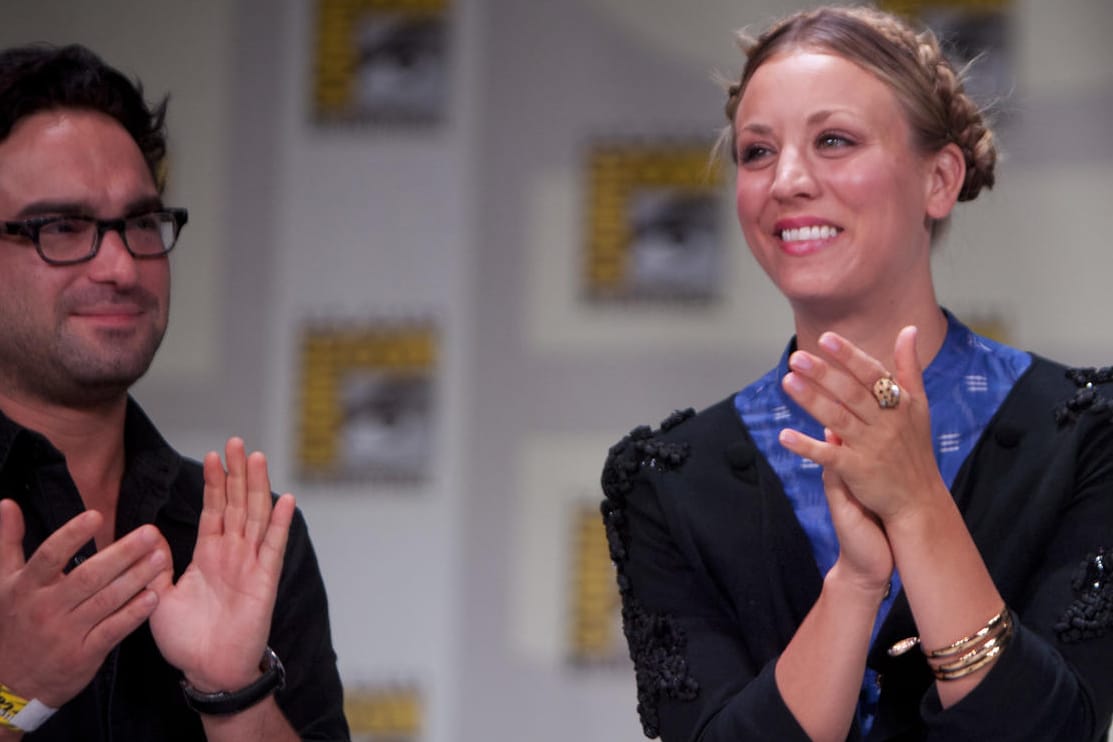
[150,549,166,568]
[819,333,841,353]
[783,373,805,393]
[789,352,813,371]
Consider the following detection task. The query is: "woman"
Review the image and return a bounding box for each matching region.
[601,6,1113,741]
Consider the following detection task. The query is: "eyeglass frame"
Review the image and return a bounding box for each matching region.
[0,207,189,266]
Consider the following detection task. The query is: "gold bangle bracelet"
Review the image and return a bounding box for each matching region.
[928,609,1013,681]
[924,606,1009,658]
[886,606,1014,680]
[930,633,1009,675]
[932,641,1009,680]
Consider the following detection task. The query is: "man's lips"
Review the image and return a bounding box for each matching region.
[70,304,149,327]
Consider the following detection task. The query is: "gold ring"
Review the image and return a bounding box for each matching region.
[872,374,901,409]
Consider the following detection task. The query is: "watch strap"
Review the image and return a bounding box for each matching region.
[180,646,286,716]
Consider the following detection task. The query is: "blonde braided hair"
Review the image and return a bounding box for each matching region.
[723,6,995,201]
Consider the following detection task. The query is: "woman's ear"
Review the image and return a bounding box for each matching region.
[924,142,965,220]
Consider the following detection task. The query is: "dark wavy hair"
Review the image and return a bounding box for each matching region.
[0,44,168,188]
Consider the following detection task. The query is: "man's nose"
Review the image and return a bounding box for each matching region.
[86,226,139,285]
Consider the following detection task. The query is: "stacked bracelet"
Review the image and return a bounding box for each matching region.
[887,605,1014,681]
[924,607,1013,680]
[0,684,58,732]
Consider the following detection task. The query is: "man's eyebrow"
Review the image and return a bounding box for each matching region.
[13,200,89,219]
[124,196,165,215]
[13,195,165,219]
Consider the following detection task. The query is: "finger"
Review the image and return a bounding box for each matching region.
[258,493,295,576]
[892,325,926,399]
[782,371,864,440]
[822,464,885,530]
[821,465,851,508]
[816,332,891,389]
[199,451,227,539]
[244,451,273,545]
[778,427,837,468]
[22,510,102,585]
[58,525,162,612]
[147,548,175,597]
[72,539,168,626]
[0,499,27,569]
[84,587,159,659]
[788,350,877,422]
[223,437,248,536]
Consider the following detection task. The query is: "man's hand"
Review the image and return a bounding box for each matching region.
[148,438,295,692]
[0,499,167,708]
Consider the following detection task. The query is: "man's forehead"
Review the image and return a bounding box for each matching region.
[0,108,157,216]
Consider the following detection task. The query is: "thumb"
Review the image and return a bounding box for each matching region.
[0,499,26,569]
[893,325,925,399]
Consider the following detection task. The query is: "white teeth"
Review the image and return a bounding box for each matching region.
[780,225,839,242]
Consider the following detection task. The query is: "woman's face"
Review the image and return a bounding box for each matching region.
[733,49,944,313]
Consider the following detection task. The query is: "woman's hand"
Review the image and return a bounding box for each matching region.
[818,431,893,596]
[778,326,949,525]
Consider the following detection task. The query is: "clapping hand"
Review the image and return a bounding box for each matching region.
[148,438,295,692]
[0,501,168,708]
[779,326,946,526]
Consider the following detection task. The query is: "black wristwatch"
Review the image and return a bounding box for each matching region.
[181,646,286,716]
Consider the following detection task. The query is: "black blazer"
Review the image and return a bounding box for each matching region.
[602,355,1113,741]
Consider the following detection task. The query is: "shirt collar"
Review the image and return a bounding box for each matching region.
[0,397,184,527]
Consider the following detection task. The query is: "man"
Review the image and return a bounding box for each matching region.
[0,45,349,740]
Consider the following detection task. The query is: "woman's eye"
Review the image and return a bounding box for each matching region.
[817,133,853,149]
[739,144,772,164]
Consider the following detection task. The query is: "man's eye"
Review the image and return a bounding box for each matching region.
[41,218,91,236]
[130,214,160,231]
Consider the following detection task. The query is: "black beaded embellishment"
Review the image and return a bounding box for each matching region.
[1055,548,1113,643]
[1055,367,1113,426]
[600,409,697,738]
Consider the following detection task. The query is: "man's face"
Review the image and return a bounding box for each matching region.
[0,108,170,408]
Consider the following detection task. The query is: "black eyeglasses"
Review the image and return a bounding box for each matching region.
[0,208,189,266]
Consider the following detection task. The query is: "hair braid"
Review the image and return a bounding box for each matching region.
[914,29,996,200]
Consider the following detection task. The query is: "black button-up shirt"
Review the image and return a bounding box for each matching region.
[0,400,349,741]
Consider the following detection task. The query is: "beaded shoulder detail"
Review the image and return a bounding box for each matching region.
[1056,548,1113,643]
[600,409,697,739]
[1055,366,1113,426]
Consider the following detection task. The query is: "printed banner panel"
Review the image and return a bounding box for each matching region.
[314,0,450,124]
[346,683,423,742]
[583,140,725,303]
[297,318,437,484]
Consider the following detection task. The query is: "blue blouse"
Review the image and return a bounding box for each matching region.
[733,311,1031,734]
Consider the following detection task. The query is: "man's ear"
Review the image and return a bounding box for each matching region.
[925,142,966,220]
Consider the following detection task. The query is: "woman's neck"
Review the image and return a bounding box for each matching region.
[791,296,949,373]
